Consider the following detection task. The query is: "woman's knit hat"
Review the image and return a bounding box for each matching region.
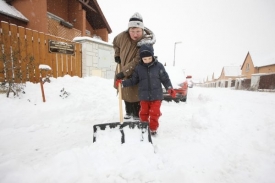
[128,12,144,29]
[139,44,154,58]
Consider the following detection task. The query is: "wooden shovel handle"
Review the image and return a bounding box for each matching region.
[118,65,123,123]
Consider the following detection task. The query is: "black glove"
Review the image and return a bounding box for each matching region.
[116,72,125,79]
[115,56,121,64]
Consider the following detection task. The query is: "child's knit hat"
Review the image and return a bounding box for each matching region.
[139,44,154,58]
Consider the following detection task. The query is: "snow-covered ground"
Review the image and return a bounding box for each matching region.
[0,75,274,183]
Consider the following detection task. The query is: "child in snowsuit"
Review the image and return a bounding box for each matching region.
[115,44,176,135]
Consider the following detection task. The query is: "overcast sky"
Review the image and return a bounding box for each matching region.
[97,0,275,81]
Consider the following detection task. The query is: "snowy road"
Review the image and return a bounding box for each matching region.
[0,76,274,183]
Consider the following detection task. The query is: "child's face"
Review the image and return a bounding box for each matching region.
[142,56,153,63]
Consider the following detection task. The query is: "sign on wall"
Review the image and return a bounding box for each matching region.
[49,40,75,55]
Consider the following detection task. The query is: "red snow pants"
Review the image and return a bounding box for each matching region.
[139,100,162,131]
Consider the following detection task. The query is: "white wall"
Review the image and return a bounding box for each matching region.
[74,38,116,79]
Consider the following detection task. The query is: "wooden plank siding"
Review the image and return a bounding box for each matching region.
[18,26,28,83]
[0,21,82,84]
[1,22,12,83]
[10,24,20,83]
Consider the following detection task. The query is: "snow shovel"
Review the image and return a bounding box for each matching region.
[93,64,152,144]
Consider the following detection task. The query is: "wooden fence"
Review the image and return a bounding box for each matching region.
[0,21,82,84]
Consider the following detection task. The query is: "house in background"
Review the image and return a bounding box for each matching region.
[205,66,241,88]
[241,51,275,79]
[217,66,241,88]
[203,69,223,87]
[0,0,111,41]
[201,51,275,90]
[241,51,275,90]
[204,73,215,87]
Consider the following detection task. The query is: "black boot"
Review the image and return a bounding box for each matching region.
[132,102,140,120]
[151,131,157,136]
[124,101,132,119]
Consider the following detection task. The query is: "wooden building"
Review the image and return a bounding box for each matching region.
[0,0,111,41]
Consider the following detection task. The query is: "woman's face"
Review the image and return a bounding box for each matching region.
[129,27,143,41]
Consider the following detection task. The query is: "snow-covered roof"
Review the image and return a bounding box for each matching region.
[249,51,275,67]
[0,0,28,22]
[223,66,241,76]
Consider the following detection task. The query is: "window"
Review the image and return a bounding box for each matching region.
[246,63,250,72]
[86,30,91,36]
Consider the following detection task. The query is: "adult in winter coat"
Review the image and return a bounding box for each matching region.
[113,12,156,120]
[115,44,176,135]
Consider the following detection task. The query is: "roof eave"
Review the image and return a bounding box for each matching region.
[0,11,29,23]
[93,0,112,33]
[255,63,275,68]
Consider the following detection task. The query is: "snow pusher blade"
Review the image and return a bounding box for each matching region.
[93,121,152,144]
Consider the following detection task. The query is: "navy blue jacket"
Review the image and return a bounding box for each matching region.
[122,57,173,101]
